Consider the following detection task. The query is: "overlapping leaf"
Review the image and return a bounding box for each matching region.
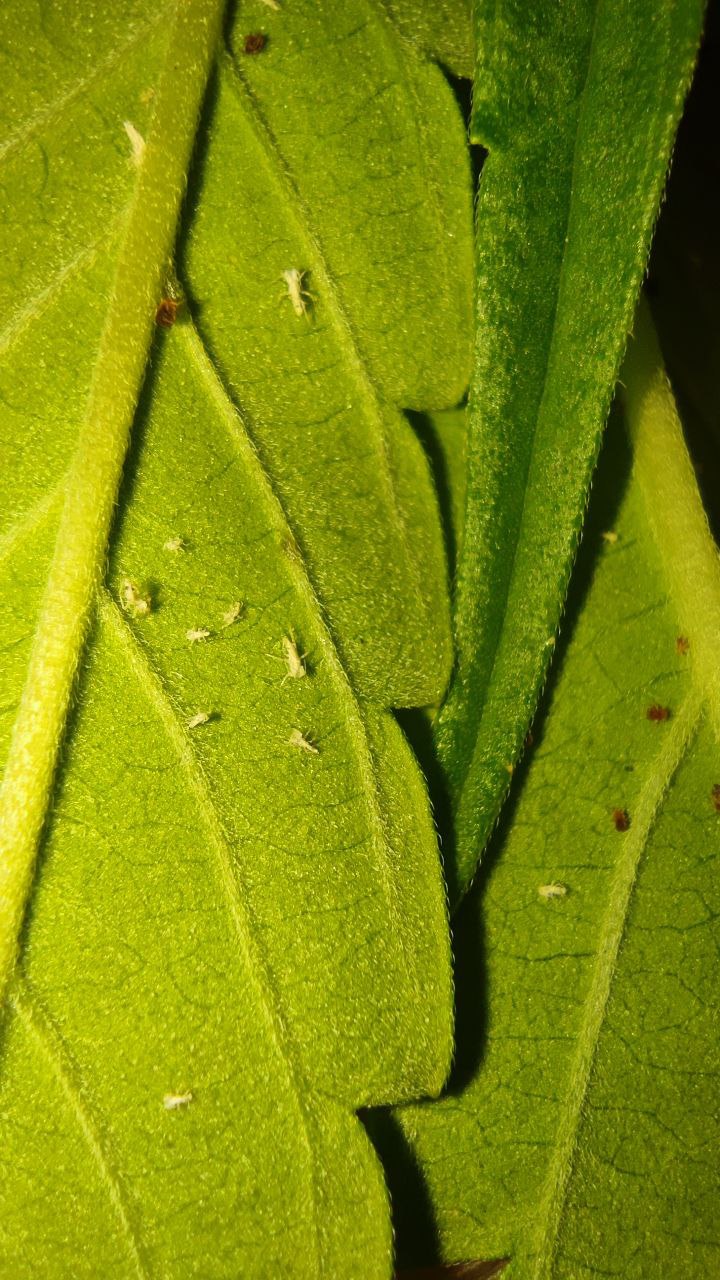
[436,0,705,898]
[379,311,720,1277]
[0,1,473,1273]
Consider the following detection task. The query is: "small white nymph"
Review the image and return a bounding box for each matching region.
[187,711,210,730]
[123,120,145,165]
[288,728,319,755]
[120,577,151,618]
[163,1092,193,1111]
[538,883,568,900]
[221,600,244,628]
[282,268,314,319]
[282,635,307,681]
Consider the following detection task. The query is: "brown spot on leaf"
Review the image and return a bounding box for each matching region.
[243,32,267,54]
[612,808,630,832]
[646,704,671,722]
[676,635,690,655]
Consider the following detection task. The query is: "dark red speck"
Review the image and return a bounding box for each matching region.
[612,808,630,832]
[243,32,266,54]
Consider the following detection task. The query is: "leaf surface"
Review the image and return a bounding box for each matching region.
[379,306,720,1277]
[436,0,705,898]
[377,0,474,79]
[0,1,473,1272]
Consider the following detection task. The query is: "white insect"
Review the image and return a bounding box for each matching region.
[120,577,151,618]
[282,268,314,319]
[282,635,307,681]
[186,627,211,644]
[164,535,186,553]
[601,530,619,545]
[288,728,319,755]
[260,0,281,9]
[221,600,244,628]
[538,882,568,900]
[187,711,210,730]
[163,1092,193,1111]
[123,120,145,165]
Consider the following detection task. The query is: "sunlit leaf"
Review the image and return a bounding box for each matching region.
[0,1,473,1271]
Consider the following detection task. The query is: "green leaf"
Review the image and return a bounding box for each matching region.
[0,1,473,1271]
[379,304,720,1277]
[377,0,474,79]
[436,0,705,899]
[184,0,474,704]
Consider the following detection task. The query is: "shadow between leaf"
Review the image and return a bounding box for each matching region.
[374,409,634,1269]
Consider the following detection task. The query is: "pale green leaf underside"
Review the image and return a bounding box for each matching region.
[437,0,705,899]
[383,311,720,1277]
[0,0,474,1273]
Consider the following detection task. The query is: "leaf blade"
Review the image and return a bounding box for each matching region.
[0,0,225,1002]
[184,3,473,704]
[382,313,720,1276]
[437,0,705,898]
[0,1,466,1268]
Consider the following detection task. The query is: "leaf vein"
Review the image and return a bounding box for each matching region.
[99,591,324,1275]
[532,692,703,1277]
[0,478,65,572]
[218,52,429,635]
[456,0,607,818]
[10,982,151,1279]
[0,7,174,165]
[178,321,407,953]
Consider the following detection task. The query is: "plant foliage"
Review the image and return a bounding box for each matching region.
[0,0,715,1276]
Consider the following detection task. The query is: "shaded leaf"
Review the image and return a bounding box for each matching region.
[436,0,705,898]
[382,306,720,1277]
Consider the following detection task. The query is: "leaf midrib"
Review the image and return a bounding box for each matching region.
[179,322,412,999]
[100,590,323,1276]
[529,692,702,1278]
[0,0,224,1007]
[451,0,604,820]
[532,306,720,1276]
